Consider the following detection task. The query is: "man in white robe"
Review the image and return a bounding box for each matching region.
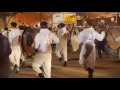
[55,23,70,67]
[8,22,22,73]
[75,19,105,78]
[32,22,59,78]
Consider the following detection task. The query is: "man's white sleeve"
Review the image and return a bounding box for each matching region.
[77,31,83,44]
[34,34,40,49]
[8,32,12,45]
[51,33,59,44]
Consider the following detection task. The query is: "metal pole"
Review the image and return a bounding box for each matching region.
[40,12,42,22]
[117,12,119,24]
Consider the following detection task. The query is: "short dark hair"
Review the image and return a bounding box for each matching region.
[40,22,48,28]
[57,24,61,28]
[19,25,25,30]
[86,19,93,26]
[60,23,65,28]
[11,22,17,27]
[5,27,8,30]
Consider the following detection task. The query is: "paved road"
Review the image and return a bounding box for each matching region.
[9,51,120,78]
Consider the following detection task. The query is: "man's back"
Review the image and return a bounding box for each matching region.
[9,29,21,46]
[77,27,105,44]
[35,29,59,53]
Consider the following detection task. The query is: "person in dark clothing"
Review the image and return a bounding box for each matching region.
[0,33,12,78]
[1,27,9,38]
[95,24,109,58]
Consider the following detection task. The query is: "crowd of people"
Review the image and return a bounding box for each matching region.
[0,17,119,78]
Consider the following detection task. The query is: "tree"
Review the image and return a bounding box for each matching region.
[0,12,18,29]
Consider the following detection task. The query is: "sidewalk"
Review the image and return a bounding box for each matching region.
[9,51,120,78]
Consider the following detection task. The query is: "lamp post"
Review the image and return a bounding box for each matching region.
[117,12,120,25]
[40,12,42,22]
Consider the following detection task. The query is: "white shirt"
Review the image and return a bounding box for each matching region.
[77,27,105,45]
[57,28,68,38]
[2,30,8,38]
[35,29,59,52]
[8,28,22,46]
[19,30,24,35]
[57,27,68,46]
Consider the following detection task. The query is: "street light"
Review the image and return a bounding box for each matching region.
[40,12,42,22]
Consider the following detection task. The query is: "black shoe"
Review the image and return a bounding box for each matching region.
[58,57,63,62]
[14,65,19,73]
[20,61,25,67]
[15,70,19,73]
[88,73,93,78]
[20,59,22,65]
[14,65,17,71]
[38,73,44,78]
[87,68,94,78]
[98,56,102,58]
[63,61,67,67]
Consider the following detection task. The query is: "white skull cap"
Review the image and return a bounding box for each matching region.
[101,20,105,23]
[111,18,115,22]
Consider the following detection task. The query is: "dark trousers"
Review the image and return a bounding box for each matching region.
[97,45,108,58]
[87,68,94,78]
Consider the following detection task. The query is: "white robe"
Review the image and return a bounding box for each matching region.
[55,27,68,61]
[32,29,59,78]
[8,29,22,70]
[76,27,105,69]
[19,30,25,62]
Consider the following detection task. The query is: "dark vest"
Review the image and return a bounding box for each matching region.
[0,33,12,78]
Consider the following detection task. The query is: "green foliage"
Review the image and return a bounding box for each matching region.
[0,12,19,29]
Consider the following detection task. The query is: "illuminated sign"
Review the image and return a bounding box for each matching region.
[64,15,76,24]
[52,13,64,24]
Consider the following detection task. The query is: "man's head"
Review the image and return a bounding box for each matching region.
[83,19,93,28]
[85,19,93,26]
[11,22,17,28]
[100,19,105,25]
[19,25,25,30]
[35,25,38,27]
[59,23,65,28]
[5,27,8,31]
[111,18,115,22]
[57,24,61,29]
[40,22,48,29]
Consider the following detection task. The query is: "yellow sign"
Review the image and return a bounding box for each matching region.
[64,15,76,24]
